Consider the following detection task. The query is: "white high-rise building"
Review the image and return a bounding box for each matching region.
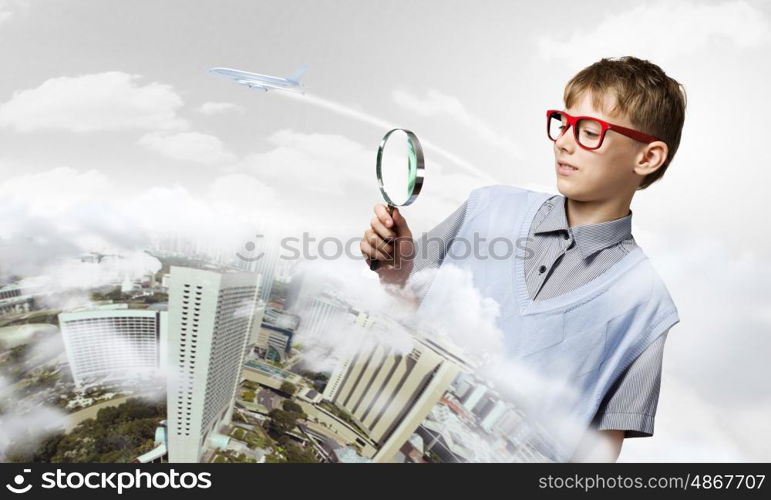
[461,384,487,413]
[299,291,350,340]
[235,235,280,304]
[58,307,167,386]
[166,266,261,463]
[480,400,508,433]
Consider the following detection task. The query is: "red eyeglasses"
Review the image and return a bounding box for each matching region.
[546,109,661,151]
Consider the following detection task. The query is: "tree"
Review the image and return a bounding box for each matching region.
[281,400,303,415]
[107,287,127,301]
[268,409,297,436]
[283,442,318,463]
[279,381,297,396]
[9,344,29,363]
[33,432,65,462]
[242,380,259,391]
[265,453,285,463]
[42,397,165,463]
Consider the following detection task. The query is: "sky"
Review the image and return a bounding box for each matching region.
[0,0,770,461]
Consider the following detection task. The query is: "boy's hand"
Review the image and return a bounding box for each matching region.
[360,204,414,286]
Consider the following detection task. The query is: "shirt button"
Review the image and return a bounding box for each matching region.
[538,265,547,274]
[563,232,570,240]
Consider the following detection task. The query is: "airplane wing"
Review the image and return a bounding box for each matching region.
[246,80,292,91]
[242,79,304,93]
[237,80,269,91]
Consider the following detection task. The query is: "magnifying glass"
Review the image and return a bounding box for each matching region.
[369,128,425,271]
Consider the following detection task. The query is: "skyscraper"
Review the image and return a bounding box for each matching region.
[235,234,280,305]
[298,290,350,340]
[166,266,261,463]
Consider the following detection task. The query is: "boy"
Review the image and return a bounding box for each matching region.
[360,56,686,462]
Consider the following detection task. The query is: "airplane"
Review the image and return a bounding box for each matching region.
[208,65,308,94]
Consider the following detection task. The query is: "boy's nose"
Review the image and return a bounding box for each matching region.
[555,123,576,150]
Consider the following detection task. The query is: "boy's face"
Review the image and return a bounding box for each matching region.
[553,90,648,202]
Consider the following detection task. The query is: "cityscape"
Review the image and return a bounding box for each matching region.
[0,235,559,464]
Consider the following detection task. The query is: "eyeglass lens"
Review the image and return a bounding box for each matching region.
[548,112,603,149]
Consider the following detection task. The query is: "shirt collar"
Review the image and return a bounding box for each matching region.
[533,195,633,259]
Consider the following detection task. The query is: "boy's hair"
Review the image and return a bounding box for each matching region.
[563,56,687,190]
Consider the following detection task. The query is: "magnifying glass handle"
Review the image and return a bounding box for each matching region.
[369,205,395,271]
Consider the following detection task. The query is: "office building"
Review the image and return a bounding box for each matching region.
[322,319,467,463]
[166,266,261,463]
[58,306,167,386]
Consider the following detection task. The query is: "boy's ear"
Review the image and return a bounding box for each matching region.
[634,140,669,177]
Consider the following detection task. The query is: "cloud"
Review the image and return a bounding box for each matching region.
[392,89,521,160]
[276,91,495,183]
[27,251,161,294]
[197,101,245,115]
[0,72,188,133]
[410,265,504,359]
[207,173,280,220]
[240,129,373,196]
[0,166,112,216]
[0,166,141,273]
[0,401,67,461]
[0,0,27,27]
[0,166,249,279]
[138,131,236,165]
[124,184,259,249]
[537,0,771,66]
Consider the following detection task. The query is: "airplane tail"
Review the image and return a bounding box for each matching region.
[287,65,308,83]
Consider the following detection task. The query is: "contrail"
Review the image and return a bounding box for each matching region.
[278,91,498,184]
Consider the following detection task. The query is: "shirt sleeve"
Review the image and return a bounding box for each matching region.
[411,200,468,274]
[406,200,468,303]
[590,330,669,438]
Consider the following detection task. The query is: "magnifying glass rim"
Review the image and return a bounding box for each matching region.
[376,128,425,207]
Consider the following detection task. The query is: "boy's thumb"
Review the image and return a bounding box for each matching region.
[391,207,411,235]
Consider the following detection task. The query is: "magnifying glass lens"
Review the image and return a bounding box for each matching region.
[379,129,417,206]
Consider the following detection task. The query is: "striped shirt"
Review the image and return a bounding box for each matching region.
[411,194,667,438]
